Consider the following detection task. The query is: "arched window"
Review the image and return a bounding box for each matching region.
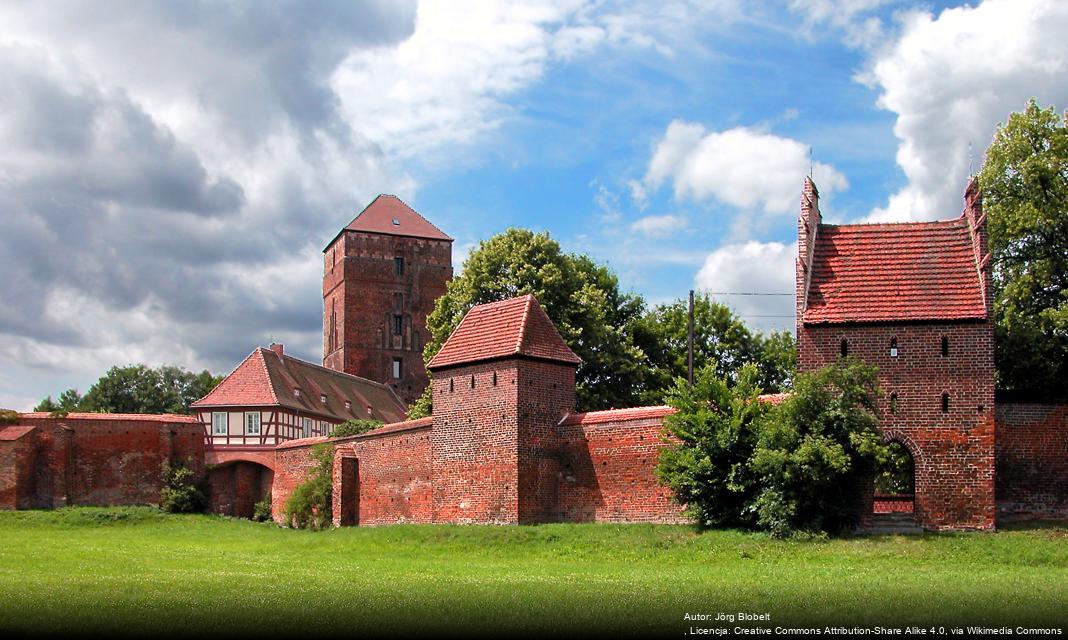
[941,392,950,414]
[890,392,899,415]
[941,336,949,357]
[840,339,849,357]
[889,337,898,358]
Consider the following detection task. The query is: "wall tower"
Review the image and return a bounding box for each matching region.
[322,195,452,407]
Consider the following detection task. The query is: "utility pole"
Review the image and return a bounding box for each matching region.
[687,289,695,386]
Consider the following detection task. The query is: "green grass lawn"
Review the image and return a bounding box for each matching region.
[0,508,1065,637]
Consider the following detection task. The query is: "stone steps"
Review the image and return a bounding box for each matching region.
[860,513,924,535]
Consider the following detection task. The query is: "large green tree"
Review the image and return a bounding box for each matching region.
[632,294,795,405]
[34,365,222,415]
[980,99,1068,396]
[416,228,646,413]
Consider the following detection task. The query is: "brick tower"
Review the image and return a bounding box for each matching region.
[322,195,452,407]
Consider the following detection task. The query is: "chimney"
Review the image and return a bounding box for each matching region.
[796,177,822,333]
[270,343,284,356]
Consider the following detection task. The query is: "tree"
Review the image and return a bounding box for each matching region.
[633,294,795,405]
[980,99,1068,396]
[748,358,884,537]
[329,419,382,438]
[34,365,223,415]
[420,228,647,412]
[655,363,767,529]
[283,443,334,530]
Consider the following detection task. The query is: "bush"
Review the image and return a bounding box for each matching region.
[330,419,382,438]
[284,444,334,530]
[0,409,20,425]
[658,358,885,538]
[159,460,207,513]
[252,495,273,522]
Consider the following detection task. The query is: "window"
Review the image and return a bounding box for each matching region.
[449,378,454,393]
[890,337,898,358]
[303,417,312,438]
[492,371,498,386]
[391,217,400,226]
[212,412,227,436]
[344,400,351,411]
[889,393,899,415]
[294,388,301,398]
[394,256,404,276]
[941,392,950,414]
[245,412,261,436]
[840,339,849,357]
[320,394,328,405]
[392,358,402,379]
[393,314,403,336]
[941,336,949,357]
[470,375,475,389]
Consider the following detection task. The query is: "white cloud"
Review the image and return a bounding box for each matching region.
[789,0,894,50]
[694,241,795,333]
[863,0,1068,221]
[640,120,848,215]
[630,214,687,238]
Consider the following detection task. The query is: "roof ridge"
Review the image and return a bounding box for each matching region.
[515,294,533,355]
[820,217,966,229]
[270,349,395,391]
[191,349,261,407]
[255,348,280,405]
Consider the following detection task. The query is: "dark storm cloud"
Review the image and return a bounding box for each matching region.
[0,1,417,374]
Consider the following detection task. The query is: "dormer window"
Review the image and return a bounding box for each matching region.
[293,388,301,398]
[344,400,351,410]
[890,338,898,358]
[366,406,373,417]
[391,218,400,225]
[320,394,327,404]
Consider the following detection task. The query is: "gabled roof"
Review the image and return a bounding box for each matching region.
[426,294,582,370]
[324,195,452,250]
[192,348,407,423]
[803,217,986,325]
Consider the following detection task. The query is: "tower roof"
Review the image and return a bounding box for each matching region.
[192,347,408,423]
[803,217,986,325]
[325,195,452,250]
[426,294,582,371]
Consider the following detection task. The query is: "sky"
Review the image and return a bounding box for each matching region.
[2,0,1068,410]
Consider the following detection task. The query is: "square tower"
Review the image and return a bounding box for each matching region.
[426,295,580,524]
[322,195,452,406]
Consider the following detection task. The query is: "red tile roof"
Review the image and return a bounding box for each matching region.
[426,294,582,370]
[803,217,986,324]
[334,416,433,441]
[0,426,37,440]
[192,348,407,423]
[757,393,790,405]
[559,405,675,426]
[18,413,198,423]
[325,195,452,249]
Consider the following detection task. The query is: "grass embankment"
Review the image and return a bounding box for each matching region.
[0,508,1065,636]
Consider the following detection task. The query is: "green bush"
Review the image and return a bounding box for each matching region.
[330,419,382,438]
[658,358,885,538]
[283,444,334,530]
[159,460,207,513]
[0,409,20,425]
[252,495,273,522]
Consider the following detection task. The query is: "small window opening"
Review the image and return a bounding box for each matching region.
[391,218,400,226]
[366,405,372,417]
[293,388,301,398]
[492,371,498,386]
[394,256,404,276]
[889,393,899,415]
[840,339,849,357]
[344,400,351,410]
[941,336,949,357]
[449,379,454,393]
[320,394,327,404]
[470,375,475,389]
[890,337,898,358]
[393,314,403,336]
[392,358,402,379]
[941,392,950,414]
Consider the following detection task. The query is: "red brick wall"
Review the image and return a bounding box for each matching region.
[332,425,432,526]
[323,230,452,406]
[8,414,203,509]
[0,429,37,510]
[272,439,325,523]
[996,402,1068,521]
[798,322,997,531]
[431,360,520,524]
[208,462,273,518]
[516,360,575,524]
[556,416,686,523]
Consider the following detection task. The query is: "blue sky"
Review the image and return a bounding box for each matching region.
[2,0,1067,410]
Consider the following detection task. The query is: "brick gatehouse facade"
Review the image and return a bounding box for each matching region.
[3,184,1067,530]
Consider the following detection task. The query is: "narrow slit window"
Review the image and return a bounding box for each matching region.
[393,314,403,336]
[840,339,849,357]
[470,375,475,389]
[449,379,454,393]
[392,358,402,379]
[889,393,898,415]
[394,256,404,276]
[941,392,950,414]
[941,336,949,357]
[890,337,898,358]
[492,371,498,386]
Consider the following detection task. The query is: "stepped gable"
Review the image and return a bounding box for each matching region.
[426,294,582,370]
[329,194,452,246]
[803,217,987,324]
[192,347,407,423]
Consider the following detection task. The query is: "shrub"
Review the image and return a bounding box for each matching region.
[330,419,382,438]
[656,363,766,529]
[0,409,20,425]
[159,460,207,513]
[252,495,273,522]
[284,443,334,530]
